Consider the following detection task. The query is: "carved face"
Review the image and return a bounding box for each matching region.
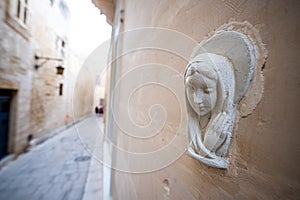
[186,70,218,116]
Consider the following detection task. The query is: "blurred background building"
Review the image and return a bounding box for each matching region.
[0,0,94,158]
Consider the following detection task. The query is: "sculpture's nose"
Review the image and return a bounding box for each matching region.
[194,90,203,104]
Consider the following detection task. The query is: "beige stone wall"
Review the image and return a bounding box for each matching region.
[104,0,300,199]
[0,0,34,153]
[29,0,73,138]
[0,0,93,154]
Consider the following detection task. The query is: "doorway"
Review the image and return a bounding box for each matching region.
[0,90,11,159]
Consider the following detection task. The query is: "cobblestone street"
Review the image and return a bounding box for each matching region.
[0,116,104,200]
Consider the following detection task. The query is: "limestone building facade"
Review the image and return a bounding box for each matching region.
[0,0,93,158]
[93,0,300,199]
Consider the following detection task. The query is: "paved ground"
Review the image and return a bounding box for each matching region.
[0,116,104,200]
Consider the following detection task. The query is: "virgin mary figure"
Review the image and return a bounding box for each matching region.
[184,30,257,168]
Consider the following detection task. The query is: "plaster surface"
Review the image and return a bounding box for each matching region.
[93,0,300,199]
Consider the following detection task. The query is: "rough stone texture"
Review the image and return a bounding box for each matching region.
[0,0,93,154]
[94,0,300,199]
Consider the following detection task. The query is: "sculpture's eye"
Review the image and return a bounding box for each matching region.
[203,88,210,94]
[190,85,195,91]
[186,79,195,91]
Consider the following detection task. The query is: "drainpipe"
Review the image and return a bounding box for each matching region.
[103,0,125,199]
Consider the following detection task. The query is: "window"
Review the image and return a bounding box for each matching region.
[5,0,31,39]
[15,0,29,26]
[55,36,66,58]
[59,83,63,96]
[17,0,21,19]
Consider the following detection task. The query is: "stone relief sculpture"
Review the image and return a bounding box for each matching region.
[185,22,266,169]
[185,53,236,168]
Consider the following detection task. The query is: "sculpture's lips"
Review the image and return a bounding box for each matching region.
[197,103,205,107]
[197,104,206,111]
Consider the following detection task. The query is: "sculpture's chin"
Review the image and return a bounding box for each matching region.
[199,110,209,117]
[188,148,229,169]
